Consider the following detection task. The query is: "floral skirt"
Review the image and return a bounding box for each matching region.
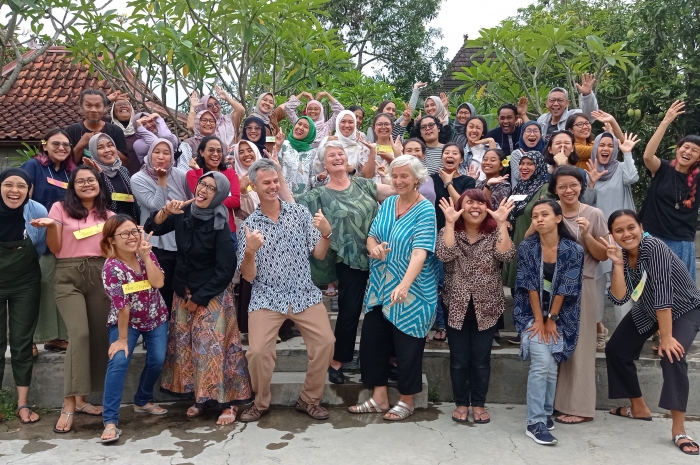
[160,283,253,405]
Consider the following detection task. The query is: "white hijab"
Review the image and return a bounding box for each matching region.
[334,110,362,168]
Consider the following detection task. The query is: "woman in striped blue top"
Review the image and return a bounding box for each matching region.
[602,209,700,455]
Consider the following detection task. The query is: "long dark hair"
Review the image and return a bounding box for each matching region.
[377,100,395,114]
[454,189,497,234]
[465,115,488,139]
[531,198,578,243]
[63,165,110,221]
[441,142,464,161]
[544,130,579,166]
[484,148,507,176]
[564,113,593,144]
[196,135,227,172]
[671,135,700,208]
[403,138,426,155]
[607,209,641,232]
[547,165,587,198]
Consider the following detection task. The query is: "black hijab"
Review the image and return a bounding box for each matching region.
[0,168,32,242]
[242,115,268,156]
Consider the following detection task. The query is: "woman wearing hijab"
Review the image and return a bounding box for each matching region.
[424,95,454,142]
[284,91,344,148]
[247,92,287,152]
[331,110,371,176]
[84,133,139,220]
[188,88,245,147]
[145,171,253,425]
[130,138,192,312]
[110,99,141,175]
[132,112,180,165]
[452,102,476,147]
[177,110,218,172]
[240,115,269,157]
[510,121,546,187]
[277,115,320,195]
[0,168,46,424]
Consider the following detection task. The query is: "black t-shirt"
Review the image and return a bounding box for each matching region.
[106,172,135,216]
[487,126,522,156]
[639,160,700,242]
[64,121,128,163]
[542,261,555,317]
[431,173,476,231]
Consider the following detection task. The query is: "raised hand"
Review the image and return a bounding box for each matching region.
[517,96,529,116]
[107,90,128,103]
[576,216,590,237]
[619,132,641,153]
[29,218,56,229]
[467,164,480,179]
[188,158,200,170]
[575,73,596,96]
[244,226,265,252]
[164,198,195,215]
[263,145,280,169]
[189,90,199,108]
[137,230,154,259]
[82,156,102,173]
[487,197,515,223]
[662,100,685,125]
[486,174,509,186]
[239,174,250,194]
[317,170,328,182]
[313,209,332,237]
[597,235,624,266]
[213,84,228,100]
[591,109,616,124]
[413,81,427,90]
[154,166,168,180]
[401,102,412,124]
[368,241,391,261]
[376,160,387,177]
[438,197,463,225]
[553,148,569,167]
[392,134,404,156]
[440,92,449,108]
[315,91,329,100]
[586,159,608,184]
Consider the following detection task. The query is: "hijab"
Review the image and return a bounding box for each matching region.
[141,139,190,199]
[591,132,620,183]
[305,100,325,124]
[133,111,156,135]
[183,110,216,155]
[287,116,317,152]
[457,102,476,118]
[111,100,135,136]
[510,150,549,220]
[518,120,546,154]
[334,110,362,167]
[190,171,230,230]
[0,168,31,242]
[89,133,122,178]
[195,94,220,116]
[242,115,268,155]
[252,92,274,125]
[426,96,449,125]
[233,140,262,176]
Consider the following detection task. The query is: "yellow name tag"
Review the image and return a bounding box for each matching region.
[376,144,393,154]
[112,193,134,202]
[122,280,152,294]
[73,223,104,239]
[47,177,68,189]
[631,270,647,302]
[265,136,276,143]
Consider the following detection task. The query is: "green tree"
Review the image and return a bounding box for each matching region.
[321,0,449,97]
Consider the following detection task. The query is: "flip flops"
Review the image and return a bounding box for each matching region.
[76,403,103,416]
[101,426,122,444]
[609,406,652,421]
[16,405,40,424]
[133,404,168,415]
[53,411,74,434]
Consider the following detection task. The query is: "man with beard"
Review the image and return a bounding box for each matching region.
[487,101,530,156]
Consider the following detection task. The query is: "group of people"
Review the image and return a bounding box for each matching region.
[1,78,699,454]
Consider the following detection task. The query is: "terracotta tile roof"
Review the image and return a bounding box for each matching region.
[0,46,186,141]
[429,43,487,95]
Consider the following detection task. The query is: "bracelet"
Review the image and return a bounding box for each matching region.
[483,184,492,190]
[444,181,454,189]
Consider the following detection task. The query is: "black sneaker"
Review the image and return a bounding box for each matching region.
[328,366,345,384]
[342,359,359,372]
[526,422,558,445]
[546,416,555,431]
[508,334,521,345]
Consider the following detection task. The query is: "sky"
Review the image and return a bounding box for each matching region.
[429,0,535,60]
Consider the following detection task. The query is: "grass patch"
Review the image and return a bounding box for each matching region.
[0,389,54,421]
[428,375,443,403]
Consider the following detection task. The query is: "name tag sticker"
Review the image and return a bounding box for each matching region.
[265,136,276,143]
[73,223,104,239]
[631,270,647,302]
[47,177,68,189]
[509,194,527,201]
[122,280,152,294]
[543,279,552,293]
[376,144,393,154]
[111,193,134,202]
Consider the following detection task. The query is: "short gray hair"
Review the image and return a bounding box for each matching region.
[387,154,429,186]
[248,159,278,184]
[548,87,569,100]
[319,139,346,162]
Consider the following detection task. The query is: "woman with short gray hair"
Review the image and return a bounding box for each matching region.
[296,142,395,385]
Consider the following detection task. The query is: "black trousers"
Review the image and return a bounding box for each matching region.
[606,307,700,412]
[153,248,176,314]
[334,263,369,363]
[446,319,497,407]
[360,306,425,395]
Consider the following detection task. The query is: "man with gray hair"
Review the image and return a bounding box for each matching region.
[237,158,336,422]
[536,73,598,136]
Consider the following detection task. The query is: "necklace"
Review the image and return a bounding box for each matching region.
[396,192,420,219]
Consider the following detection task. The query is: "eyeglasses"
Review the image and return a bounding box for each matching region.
[49,141,71,149]
[375,122,392,128]
[420,123,436,130]
[523,129,540,135]
[197,180,218,193]
[573,121,591,128]
[206,148,224,155]
[113,229,140,240]
[75,177,98,186]
[207,102,220,109]
[200,118,216,125]
[556,183,581,192]
[245,126,262,132]
[548,98,567,104]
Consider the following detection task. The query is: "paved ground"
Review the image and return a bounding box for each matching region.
[1,403,698,464]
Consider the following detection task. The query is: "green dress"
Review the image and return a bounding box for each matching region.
[502,183,551,289]
[296,177,379,285]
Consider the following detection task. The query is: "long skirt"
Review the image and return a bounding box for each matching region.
[160,283,253,406]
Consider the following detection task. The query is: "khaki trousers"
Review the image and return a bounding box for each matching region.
[246,303,335,410]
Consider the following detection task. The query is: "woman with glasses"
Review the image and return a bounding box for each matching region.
[241,116,269,156]
[565,110,624,169]
[178,110,218,172]
[22,129,75,355]
[510,121,546,188]
[409,115,446,174]
[186,136,241,247]
[146,172,252,425]
[30,165,115,433]
[98,216,168,443]
[188,86,246,148]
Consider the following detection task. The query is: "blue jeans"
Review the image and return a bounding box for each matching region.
[657,236,696,283]
[525,336,558,425]
[434,261,446,330]
[102,322,168,426]
[231,233,239,253]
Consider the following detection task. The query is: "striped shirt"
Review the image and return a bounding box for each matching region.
[608,236,700,333]
[423,146,444,175]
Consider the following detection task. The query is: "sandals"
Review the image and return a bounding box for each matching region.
[101,426,122,444]
[296,398,329,420]
[16,405,40,424]
[240,404,271,423]
[433,329,447,342]
[596,327,608,352]
[473,410,491,424]
[674,434,700,455]
[349,398,388,414]
[216,406,239,425]
[134,403,168,415]
[452,408,469,423]
[76,403,103,416]
[383,401,414,421]
[323,286,338,297]
[53,410,74,434]
[609,406,652,421]
[555,414,592,425]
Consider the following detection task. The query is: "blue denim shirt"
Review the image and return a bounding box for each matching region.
[23,199,48,255]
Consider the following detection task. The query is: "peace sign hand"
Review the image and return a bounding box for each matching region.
[164,198,195,215]
[401,102,412,124]
[392,134,404,156]
[137,230,154,259]
[486,197,515,224]
[596,235,624,266]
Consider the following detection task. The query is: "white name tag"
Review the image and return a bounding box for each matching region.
[509,194,527,201]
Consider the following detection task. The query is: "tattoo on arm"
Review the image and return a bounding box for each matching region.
[497,231,503,243]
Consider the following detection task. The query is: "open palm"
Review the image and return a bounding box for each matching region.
[438,197,463,224]
[487,198,515,223]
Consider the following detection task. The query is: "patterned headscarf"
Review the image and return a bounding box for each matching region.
[510,150,549,220]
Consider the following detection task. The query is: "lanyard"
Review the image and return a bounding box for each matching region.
[539,243,559,317]
[46,165,69,182]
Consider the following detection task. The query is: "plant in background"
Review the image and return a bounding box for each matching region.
[9,142,40,167]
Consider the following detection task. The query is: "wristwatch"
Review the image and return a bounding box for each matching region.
[548,313,559,322]
[444,181,454,189]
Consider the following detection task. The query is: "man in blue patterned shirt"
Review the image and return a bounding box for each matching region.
[237,159,335,422]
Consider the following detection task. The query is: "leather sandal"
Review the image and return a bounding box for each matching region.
[674,434,700,455]
[16,404,40,424]
[609,406,652,421]
[296,398,329,420]
[240,404,271,423]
